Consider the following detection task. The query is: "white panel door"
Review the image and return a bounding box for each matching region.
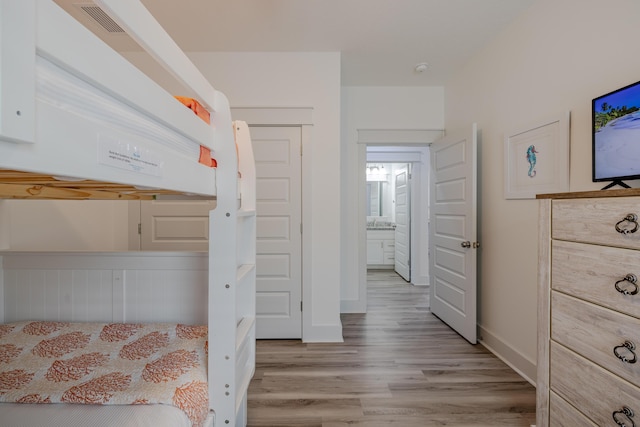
[394,165,410,281]
[140,199,215,251]
[429,124,478,344]
[251,126,302,339]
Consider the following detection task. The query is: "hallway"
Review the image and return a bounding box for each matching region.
[247,270,536,426]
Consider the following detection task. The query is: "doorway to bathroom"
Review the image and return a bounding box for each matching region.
[365,146,430,286]
[365,161,411,281]
[356,126,479,345]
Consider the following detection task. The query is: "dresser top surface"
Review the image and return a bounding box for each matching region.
[537,188,640,200]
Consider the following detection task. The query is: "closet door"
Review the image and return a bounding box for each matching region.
[251,125,303,339]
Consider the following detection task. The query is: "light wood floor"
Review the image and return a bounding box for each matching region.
[247,270,536,426]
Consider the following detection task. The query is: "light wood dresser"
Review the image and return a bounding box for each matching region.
[537,189,640,427]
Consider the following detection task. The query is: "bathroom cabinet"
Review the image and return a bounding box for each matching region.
[367,229,395,268]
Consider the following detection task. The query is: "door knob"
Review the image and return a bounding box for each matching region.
[461,241,480,249]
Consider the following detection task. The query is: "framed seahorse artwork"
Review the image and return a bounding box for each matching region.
[504,112,570,199]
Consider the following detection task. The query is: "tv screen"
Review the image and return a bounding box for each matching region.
[593,79,640,188]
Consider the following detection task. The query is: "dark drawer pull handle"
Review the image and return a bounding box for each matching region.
[616,214,639,234]
[614,341,637,364]
[615,274,640,296]
[613,406,635,427]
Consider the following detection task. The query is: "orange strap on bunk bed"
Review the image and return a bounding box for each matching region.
[199,146,217,168]
[175,96,210,124]
[174,96,217,167]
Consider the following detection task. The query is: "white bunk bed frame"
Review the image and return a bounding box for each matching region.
[0,1,256,426]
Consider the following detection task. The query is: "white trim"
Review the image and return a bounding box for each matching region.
[0,251,208,269]
[358,129,443,145]
[356,129,436,313]
[231,107,313,126]
[478,325,537,386]
[367,151,424,163]
[341,299,365,313]
[301,125,314,341]
[301,324,344,343]
[342,143,369,314]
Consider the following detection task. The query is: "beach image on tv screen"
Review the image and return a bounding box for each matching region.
[594,83,640,180]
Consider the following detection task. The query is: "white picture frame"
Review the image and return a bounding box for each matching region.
[504,112,570,199]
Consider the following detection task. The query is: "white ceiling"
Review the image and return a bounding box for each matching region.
[54,0,534,86]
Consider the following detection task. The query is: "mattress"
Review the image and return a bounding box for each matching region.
[0,321,209,427]
[0,401,195,427]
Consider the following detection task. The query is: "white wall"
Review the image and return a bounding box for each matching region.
[7,201,128,251]
[444,0,640,382]
[341,86,444,312]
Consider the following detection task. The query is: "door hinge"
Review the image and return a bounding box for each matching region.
[300,301,303,312]
[300,223,303,234]
[137,223,141,235]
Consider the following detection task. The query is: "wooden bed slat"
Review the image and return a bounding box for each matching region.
[0,170,182,200]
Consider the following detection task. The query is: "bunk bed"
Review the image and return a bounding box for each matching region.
[0,1,256,426]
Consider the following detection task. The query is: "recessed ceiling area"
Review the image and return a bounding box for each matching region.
[54,0,534,86]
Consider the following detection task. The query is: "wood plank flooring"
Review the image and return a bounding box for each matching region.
[247,270,536,426]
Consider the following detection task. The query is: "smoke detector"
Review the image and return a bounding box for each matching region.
[414,63,429,73]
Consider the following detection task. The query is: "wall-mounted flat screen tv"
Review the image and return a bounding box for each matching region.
[593,79,640,189]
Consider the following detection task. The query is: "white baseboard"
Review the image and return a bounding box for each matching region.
[478,325,536,386]
[340,298,366,313]
[303,323,344,343]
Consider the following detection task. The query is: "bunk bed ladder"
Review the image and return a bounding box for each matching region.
[210,121,256,426]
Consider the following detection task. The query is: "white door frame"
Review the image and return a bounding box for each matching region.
[231,107,313,341]
[367,150,423,285]
[350,129,443,314]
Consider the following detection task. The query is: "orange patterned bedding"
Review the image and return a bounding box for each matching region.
[0,321,209,427]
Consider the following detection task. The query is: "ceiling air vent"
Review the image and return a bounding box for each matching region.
[74,3,125,34]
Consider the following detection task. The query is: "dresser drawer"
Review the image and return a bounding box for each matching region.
[551,341,640,427]
[553,197,640,249]
[552,291,640,388]
[549,391,598,427]
[552,240,640,318]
